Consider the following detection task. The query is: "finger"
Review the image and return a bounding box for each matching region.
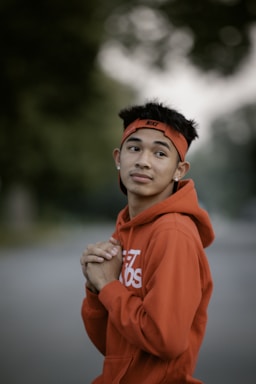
[85,246,113,260]
[80,255,105,265]
[106,246,120,257]
[82,248,110,260]
[87,241,109,252]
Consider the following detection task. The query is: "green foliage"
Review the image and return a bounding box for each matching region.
[0,0,134,221]
[0,67,133,218]
[0,1,103,117]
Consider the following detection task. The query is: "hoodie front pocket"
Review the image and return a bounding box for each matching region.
[103,355,133,384]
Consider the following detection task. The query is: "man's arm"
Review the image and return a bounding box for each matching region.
[95,229,204,360]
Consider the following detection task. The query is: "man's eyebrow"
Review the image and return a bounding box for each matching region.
[125,136,171,150]
[126,136,141,143]
[154,140,171,150]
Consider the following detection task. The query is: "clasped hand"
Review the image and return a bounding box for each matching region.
[80,237,123,293]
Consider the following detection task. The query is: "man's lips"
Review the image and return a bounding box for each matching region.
[130,172,153,183]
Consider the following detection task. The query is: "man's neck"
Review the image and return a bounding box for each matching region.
[127,189,174,219]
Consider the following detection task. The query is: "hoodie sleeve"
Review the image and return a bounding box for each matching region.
[81,286,108,355]
[98,224,207,359]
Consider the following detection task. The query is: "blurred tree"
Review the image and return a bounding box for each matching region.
[104,0,256,75]
[0,0,133,222]
[189,103,256,218]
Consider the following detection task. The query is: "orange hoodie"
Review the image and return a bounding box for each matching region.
[82,179,214,383]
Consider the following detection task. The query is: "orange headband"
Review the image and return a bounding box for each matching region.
[120,119,188,161]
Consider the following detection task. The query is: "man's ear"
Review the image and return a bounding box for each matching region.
[174,161,190,180]
[113,148,121,169]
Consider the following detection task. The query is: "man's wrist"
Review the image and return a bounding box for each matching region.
[86,281,98,294]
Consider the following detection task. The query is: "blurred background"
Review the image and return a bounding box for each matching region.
[0,0,256,383]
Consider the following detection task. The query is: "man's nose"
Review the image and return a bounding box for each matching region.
[135,151,151,168]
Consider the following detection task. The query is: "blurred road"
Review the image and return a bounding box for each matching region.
[0,219,256,384]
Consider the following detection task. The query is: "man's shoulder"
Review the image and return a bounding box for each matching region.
[151,212,197,237]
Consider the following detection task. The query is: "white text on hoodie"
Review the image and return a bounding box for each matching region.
[120,249,142,289]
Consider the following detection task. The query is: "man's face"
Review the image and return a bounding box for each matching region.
[117,128,180,201]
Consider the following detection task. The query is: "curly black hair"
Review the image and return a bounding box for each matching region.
[118,100,198,149]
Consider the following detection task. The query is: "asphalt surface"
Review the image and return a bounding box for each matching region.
[0,219,255,384]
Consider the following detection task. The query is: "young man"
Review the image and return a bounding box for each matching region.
[80,101,214,383]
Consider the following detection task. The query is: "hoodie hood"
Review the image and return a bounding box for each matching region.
[116,179,214,248]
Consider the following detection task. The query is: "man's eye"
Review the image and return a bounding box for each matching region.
[156,151,166,157]
[128,146,140,151]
